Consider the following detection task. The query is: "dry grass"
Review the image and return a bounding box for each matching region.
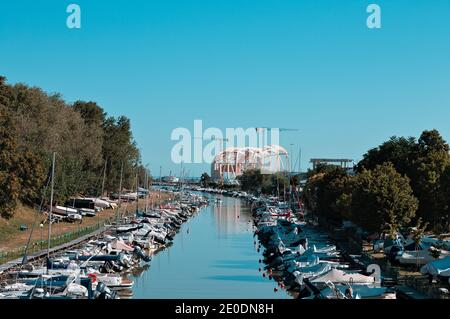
[0,191,172,252]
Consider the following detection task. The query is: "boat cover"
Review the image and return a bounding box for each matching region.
[421,256,450,277]
[310,268,376,285]
[111,239,134,252]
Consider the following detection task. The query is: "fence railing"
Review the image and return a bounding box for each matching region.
[0,218,114,266]
[397,275,450,299]
[359,252,450,299]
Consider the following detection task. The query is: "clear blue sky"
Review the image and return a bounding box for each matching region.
[1,0,450,177]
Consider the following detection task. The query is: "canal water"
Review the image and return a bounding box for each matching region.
[130,194,291,299]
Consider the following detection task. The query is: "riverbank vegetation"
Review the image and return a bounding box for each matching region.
[239,169,290,195]
[303,130,450,236]
[0,192,170,250]
[0,76,149,220]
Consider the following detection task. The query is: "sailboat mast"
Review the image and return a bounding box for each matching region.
[180,161,183,190]
[47,152,56,261]
[135,172,139,214]
[116,162,124,226]
[145,170,149,213]
[101,159,107,198]
[298,147,302,174]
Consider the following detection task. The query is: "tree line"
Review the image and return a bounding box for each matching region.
[303,130,450,236]
[0,76,149,219]
[199,169,296,197]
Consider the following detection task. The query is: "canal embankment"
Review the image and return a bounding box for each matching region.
[0,191,173,266]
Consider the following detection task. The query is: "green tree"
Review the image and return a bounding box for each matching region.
[409,130,450,225]
[265,173,289,196]
[239,169,263,193]
[318,168,354,223]
[73,101,106,126]
[0,107,21,218]
[303,164,341,214]
[356,130,450,228]
[16,150,46,205]
[102,116,141,192]
[302,166,353,223]
[0,76,12,109]
[409,218,429,249]
[0,75,144,216]
[351,163,418,234]
[356,136,416,176]
[200,173,211,187]
[439,165,450,230]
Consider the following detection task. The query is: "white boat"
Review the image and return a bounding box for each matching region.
[397,248,450,266]
[314,282,396,299]
[93,274,134,290]
[0,286,32,299]
[294,263,333,285]
[421,256,450,277]
[309,268,377,286]
[121,193,138,201]
[110,239,134,252]
[83,197,112,209]
[52,205,79,216]
[66,283,89,298]
[11,261,81,278]
[67,212,83,222]
[101,197,119,209]
[1,283,34,293]
[79,208,96,217]
[313,245,337,254]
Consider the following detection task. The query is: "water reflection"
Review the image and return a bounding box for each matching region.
[203,275,267,283]
[130,194,290,299]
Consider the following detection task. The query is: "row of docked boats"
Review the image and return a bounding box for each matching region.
[47,197,119,223]
[249,198,397,300]
[375,231,450,286]
[189,186,397,299]
[0,191,209,299]
[46,187,149,223]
